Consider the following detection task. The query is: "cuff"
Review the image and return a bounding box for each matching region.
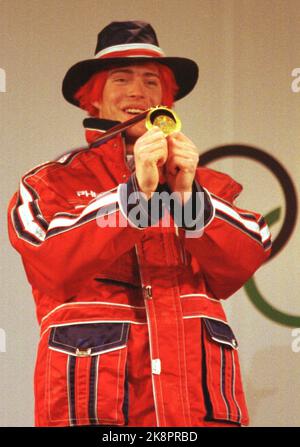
[170,180,214,235]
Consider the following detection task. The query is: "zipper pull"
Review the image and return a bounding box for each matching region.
[143,285,152,299]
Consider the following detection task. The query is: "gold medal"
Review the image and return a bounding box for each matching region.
[145,106,181,136]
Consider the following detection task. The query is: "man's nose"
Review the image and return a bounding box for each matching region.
[127,77,146,97]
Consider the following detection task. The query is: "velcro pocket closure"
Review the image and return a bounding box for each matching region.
[203,318,238,349]
[49,322,130,356]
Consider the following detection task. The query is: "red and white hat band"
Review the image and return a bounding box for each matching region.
[94,43,165,59]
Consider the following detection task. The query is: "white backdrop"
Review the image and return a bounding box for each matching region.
[1,0,299,426]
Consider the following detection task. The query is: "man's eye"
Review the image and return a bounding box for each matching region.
[146,79,159,86]
[113,77,127,83]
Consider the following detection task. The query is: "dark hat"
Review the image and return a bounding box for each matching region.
[62,20,199,107]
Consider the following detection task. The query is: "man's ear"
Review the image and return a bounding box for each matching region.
[92,101,101,111]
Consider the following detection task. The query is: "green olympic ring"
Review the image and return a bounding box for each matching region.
[200,145,299,327]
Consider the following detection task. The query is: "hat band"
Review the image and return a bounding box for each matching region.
[94,43,165,59]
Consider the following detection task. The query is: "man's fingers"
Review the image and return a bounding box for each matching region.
[168,150,196,161]
[168,131,195,145]
[137,126,165,144]
[166,148,199,173]
[168,137,197,154]
[135,134,168,167]
[139,148,168,166]
[167,158,196,175]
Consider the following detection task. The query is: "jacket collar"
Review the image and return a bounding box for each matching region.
[83,117,122,145]
[82,117,133,181]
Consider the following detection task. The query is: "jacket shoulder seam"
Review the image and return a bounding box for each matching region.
[22,147,89,188]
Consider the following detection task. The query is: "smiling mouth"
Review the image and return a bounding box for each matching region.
[123,108,147,115]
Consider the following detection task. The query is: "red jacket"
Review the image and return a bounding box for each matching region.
[7,118,271,427]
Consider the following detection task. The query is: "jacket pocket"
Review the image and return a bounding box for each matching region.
[201,318,249,426]
[45,322,130,426]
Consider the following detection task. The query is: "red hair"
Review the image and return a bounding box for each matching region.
[74,63,178,117]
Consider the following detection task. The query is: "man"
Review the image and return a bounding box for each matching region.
[8,21,271,427]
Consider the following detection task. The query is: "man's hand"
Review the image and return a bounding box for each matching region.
[165,132,199,203]
[134,127,168,199]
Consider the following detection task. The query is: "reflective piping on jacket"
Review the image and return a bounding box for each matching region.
[260,225,271,243]
[48,343,127,357]
[12,148,93,245]
[231,350,242,423]
[47,191,119,230]
[180,293,220,303]
[182,315,228,324]
[201,188,216,230]
[220,346,230,420]
[13,181,47,243]
[13,167,121,245]
[67,355,77,426]
[88,355,100,424]
[210,193,271,249]
[41,301,146,324]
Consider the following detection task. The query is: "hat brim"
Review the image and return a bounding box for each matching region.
[62,57,199,107]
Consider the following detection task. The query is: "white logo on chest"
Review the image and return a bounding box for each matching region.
[76,190,97,198]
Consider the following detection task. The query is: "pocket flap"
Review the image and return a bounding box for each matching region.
[49,322,130,356]
[203,318,238,349]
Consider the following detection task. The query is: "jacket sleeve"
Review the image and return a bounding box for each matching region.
[180,168,272,300]
[7,166,150,300]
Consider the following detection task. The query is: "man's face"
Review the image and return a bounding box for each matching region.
[94,63,163,141]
